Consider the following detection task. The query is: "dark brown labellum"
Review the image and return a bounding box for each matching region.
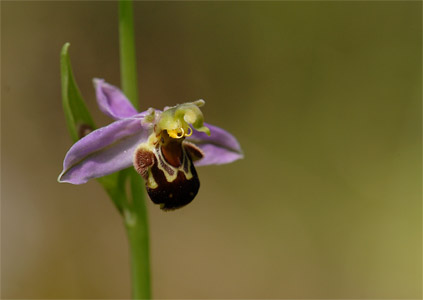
[134,141,204,211]
[147,151,200,210]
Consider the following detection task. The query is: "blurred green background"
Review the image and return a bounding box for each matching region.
[2,1,421,299]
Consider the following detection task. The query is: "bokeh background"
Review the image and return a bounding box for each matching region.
[2,1,421,299]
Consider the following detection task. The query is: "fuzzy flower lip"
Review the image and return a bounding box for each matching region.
[58,79,243,185]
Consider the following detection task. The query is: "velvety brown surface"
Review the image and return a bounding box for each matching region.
[147,154,200,211]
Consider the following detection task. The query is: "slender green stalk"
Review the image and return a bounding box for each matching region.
[125,215,151,299]
[119,0,139,109]
[126,169,151,299]
[118,1,151,298]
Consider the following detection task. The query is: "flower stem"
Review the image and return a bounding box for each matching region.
[119,0,139,109]
[125,214,151,299]
[118,1,151,298]
[124,170,151,299]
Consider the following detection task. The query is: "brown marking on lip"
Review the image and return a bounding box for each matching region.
[146,153,200,211]
[158,150,175,176]
[134,148,155,180]
[183,142,204,162]
[183,150,189,173]
[157,130,186,168]
[161,140,183,168]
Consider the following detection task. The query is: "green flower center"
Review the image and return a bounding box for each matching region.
[156,100,210,139]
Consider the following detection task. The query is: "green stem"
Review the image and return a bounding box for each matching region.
[118,1,151,298]
[119,0,139,109]
[123,169,151,300]
[126,169,151,299]
[125,215,151,299]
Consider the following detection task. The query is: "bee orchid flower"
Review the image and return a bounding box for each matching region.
[58,79,243,210]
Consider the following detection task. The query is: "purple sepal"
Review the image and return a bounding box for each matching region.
[94,78,138,120]
[58,113,151,184]
[188,123,243,166]
[59,79,243,185]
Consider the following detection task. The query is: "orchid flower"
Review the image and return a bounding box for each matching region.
[58,79,243,210]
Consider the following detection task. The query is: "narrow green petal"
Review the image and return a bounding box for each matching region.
[60,43,95,142]
[60,43,119,198]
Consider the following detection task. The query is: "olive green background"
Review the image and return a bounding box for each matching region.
[2,1,421,299]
